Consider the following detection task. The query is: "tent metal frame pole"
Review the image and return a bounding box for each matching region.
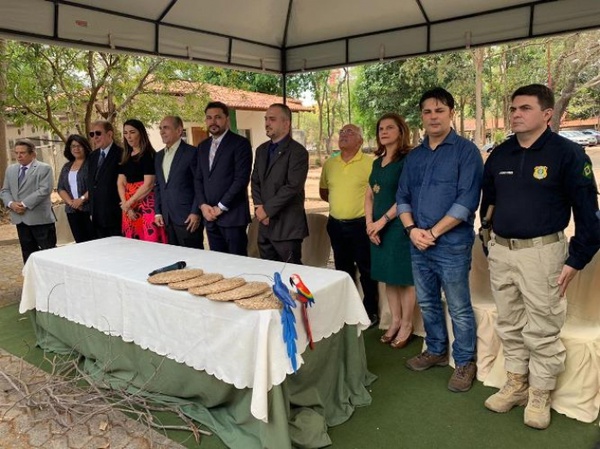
[280,0,294,105]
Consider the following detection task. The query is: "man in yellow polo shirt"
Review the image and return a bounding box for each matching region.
[320,124,379,326]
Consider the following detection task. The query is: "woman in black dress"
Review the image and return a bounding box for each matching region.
[117,119,166,243]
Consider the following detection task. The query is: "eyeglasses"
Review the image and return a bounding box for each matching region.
[89,131,103,137]
[339,128,357,136]
[70,144,83,150]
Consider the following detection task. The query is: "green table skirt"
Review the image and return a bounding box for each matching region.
[32,311,376,449]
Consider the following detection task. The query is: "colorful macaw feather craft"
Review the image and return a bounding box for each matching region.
[272,272,298,372]
[289,274,315,350]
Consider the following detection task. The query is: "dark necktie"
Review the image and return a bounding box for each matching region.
[267,142,278,166]
[18,166,28,186]
[96,150,106,178]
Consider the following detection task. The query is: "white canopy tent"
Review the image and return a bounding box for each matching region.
[1,0,599,79]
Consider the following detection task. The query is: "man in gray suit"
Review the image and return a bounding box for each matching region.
[1,139,56,263]
[251,103,309,264]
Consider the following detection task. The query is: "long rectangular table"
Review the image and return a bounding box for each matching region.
[20,237,375,448]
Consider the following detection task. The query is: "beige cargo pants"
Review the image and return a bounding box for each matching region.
[487,236,568,390]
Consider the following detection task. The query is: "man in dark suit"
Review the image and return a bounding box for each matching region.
[1,139,57,263]
[154,116,203,248]
[196,102,252,256]
[251,103,309,264]
[87,120,123,238]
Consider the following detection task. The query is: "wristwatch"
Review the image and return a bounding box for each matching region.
[404,224,417,236]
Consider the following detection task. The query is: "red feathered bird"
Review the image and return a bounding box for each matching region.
[289,274,315,350]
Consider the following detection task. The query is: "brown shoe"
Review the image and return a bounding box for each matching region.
[390,325,414,349]
[406,351,448,371]
[448,361,477,392]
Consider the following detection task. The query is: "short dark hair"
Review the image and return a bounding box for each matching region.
[64,134,92,161]
[205,101,229,117]
[419,87,455,110]
[269,103,292,122]
[511,84,555,110]
[15,138,36,154]
[91,120,114,134]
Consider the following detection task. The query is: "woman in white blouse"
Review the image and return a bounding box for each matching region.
[57,134,95,242]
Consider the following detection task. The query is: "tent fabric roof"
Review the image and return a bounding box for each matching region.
[1,0,599,74]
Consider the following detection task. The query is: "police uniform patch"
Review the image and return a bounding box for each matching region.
[583,162,593,179]
[533,166,548,180]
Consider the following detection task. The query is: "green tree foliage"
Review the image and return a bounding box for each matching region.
[188,67,312,100]
[351,30,600,146]
[352,56,454,141]
[2,41,208,142]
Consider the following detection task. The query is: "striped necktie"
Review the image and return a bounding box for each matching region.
[18,166,28,186]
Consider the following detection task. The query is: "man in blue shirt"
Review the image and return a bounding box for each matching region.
[396,87,483,392]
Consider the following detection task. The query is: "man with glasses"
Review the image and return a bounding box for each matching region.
[319,124,379,327]
[87,120,123,238]
[1,139,56,263]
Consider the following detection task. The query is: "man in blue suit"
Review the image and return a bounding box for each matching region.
[154,116,203,248]
[196,102,252,255]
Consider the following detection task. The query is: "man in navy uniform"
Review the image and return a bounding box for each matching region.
[481,84,600,429]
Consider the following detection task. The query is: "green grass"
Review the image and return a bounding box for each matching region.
[1,303,599,449]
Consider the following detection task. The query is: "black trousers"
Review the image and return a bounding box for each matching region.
[205,221,248,256]
[257,225,303,265]
[66,211,95,243]
[326,216,379,317]
[166,222,204,249]
[16,222,57,263]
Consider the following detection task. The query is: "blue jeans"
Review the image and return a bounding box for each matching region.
[410,243,476,366]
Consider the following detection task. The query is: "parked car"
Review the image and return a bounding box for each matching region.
[572,130,597,146]
[580,129,600,145]
[559,130,595,147]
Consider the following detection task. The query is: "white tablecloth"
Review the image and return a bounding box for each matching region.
[20,237,370,422]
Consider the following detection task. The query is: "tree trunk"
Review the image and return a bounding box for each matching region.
[412,127,421,146]
[316,100,324,163]
[473,48,485,148]
[0,38,8,191]
[551,78,577,131]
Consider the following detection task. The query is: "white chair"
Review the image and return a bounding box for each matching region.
[484,251,600,423]
[52,203,74,246]
[301,213,331,267]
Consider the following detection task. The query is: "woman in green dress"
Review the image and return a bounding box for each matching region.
[365,113,416,348]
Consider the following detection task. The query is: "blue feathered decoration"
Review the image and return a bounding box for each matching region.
[273,272,298,372]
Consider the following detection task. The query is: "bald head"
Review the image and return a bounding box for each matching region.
[338,124,363,154]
